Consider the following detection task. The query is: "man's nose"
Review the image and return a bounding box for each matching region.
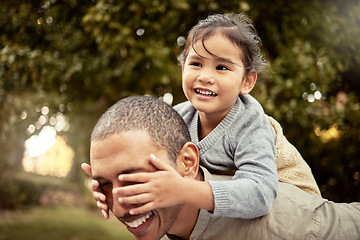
[110,188,134,217]
[111,196,133,218]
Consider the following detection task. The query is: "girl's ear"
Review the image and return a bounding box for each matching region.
[176,142,199,178]
[240,70,257,95]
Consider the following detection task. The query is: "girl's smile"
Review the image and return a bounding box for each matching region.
[194,88,218,97]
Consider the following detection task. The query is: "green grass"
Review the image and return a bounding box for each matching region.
[0,207,134,240]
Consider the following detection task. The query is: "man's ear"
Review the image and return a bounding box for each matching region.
[240,70,257,95]
[177,142,199,178]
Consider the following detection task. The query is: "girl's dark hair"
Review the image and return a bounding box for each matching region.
[180,13,267,75]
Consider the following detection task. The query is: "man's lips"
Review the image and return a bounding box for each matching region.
[194,88,217,97]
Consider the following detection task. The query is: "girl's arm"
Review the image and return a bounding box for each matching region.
[207,113,278,218]
[113,154,215,215]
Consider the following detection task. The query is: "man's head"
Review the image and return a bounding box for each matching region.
[91,95,190,163]
[90,96,199,240]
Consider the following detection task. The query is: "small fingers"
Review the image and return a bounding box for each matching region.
[101,209,110,220]
[113,183,153,198]
[93,191,106,202]
[97,200,109,211]
[91,179,101,190]
[81,163,92,177]
[118,172,152,183]
[129,203,155,216]
[149,154,175,172]
[118,193,152,207]
[96,199,109,220]
[80,163,109,220]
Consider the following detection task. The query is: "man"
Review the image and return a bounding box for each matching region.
[82,95,360,240]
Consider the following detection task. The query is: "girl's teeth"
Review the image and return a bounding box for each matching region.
[196,89,217,96]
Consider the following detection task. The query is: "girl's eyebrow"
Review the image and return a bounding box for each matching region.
[188,51,243,68]
[216,57,241,67]
[211,54,243,67]
[187,54,205,61]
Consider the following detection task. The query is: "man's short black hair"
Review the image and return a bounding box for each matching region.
[91,95,191,163]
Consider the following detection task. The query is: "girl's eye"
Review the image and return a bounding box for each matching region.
[216,65,229,70]
[190,62,202,67]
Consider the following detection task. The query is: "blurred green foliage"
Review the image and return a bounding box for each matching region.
[0,0,359,209]
[0,207,133,239]
[0,171,81,209]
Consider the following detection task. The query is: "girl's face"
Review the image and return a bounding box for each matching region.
[182,34,256,119]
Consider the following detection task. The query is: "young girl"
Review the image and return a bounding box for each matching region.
[170,13,279,218]
[89,13,320,220]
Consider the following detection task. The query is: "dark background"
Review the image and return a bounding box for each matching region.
[1,0,359,211]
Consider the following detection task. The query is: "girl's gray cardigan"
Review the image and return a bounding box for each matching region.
[174,95,278,218]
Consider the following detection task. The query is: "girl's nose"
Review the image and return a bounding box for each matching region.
[197,73,215,84]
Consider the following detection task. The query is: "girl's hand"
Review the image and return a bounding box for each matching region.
[81,163,110,219]
[113,154,187,215]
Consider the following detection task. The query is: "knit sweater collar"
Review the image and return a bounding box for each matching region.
[189,97,244,153]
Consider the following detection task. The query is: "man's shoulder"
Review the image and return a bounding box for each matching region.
[277,182,326,208]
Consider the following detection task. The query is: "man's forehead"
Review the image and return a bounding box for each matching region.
[91,151,156,181]
[90,131,167,177]
[90,131,152,159]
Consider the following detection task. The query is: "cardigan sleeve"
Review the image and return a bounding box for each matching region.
[207,96,278,219]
